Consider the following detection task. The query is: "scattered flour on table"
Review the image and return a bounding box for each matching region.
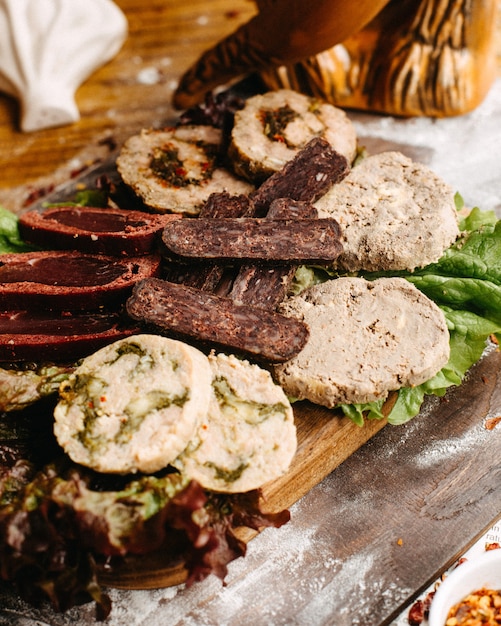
[292,546,411,626]
[99,516,317,626]
[412,424,492,470]
[136,67,163,85]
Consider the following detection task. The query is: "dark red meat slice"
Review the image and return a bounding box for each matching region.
[0,310,139,362]
[164,192,255,290]
[250,136,350,215]
[264,198,319,220]
[199,192,255,219]
[229,198,319,308]
[126,278,309,362]
[0,251,161,310]
[228,264,296,309]
[18,206,181,256]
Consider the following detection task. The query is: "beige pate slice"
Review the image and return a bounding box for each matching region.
[273,277,450,407]
[314,151,460,272]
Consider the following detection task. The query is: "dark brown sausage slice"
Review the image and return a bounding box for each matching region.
[229,198,318,308]
[162,217,342,263]
[164,192,255,290]
[126,277,309,362]
[250,136,350,215]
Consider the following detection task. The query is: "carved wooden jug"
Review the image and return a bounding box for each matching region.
[173,0,498,117]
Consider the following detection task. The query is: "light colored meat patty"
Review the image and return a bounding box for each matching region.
[228,89,357,183]
[172,352,297,493]
[273,277,450,407]
[313,151,460,272]
[53,334,212,474]
[116,125,254,215]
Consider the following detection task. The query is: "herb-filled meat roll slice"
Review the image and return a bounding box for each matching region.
[229,89,357,183]
[116,125,254,216]
[172,352,297,493]
[53,334,212,474]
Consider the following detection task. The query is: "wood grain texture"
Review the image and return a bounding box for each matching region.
[0,0,255,208]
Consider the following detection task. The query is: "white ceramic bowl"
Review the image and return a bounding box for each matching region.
[428,549,501,626]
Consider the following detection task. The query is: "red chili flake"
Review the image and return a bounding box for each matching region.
[100,396,107,403]
[22,184,55,207]
[408,599,425,625]
[88,401,94,409]
[408,590,436,625]
[484,415,501,430]
[175,167,187,178]
[486,542,501,551]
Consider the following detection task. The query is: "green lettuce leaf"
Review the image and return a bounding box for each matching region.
[43,188,109,209]
[0,206,36,253]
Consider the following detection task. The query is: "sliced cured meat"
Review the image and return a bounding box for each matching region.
[313,151,460,272]
[53,334,213,474]
[228,198,318,309]
[228,90,357,184]
[264,197,319,220]
[164,191,255,290]
[126,278,309,362]
[250,136,350,215]
[0,310,140,362]
[228,264,297,310]
[273,277,450,406]
[162,217,343,264]
[116,125,254,216]
[0,251,161,310]
[199,191,255,219]
[172,352,297,493]
[18,206,181,256]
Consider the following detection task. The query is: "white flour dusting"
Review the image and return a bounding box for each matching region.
[136,67,163,85]
[412,426,491,469]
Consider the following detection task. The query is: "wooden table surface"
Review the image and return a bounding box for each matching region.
[1,2,501,625]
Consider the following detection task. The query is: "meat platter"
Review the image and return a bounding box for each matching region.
[2,88,501,626]
[15,153,395,590]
